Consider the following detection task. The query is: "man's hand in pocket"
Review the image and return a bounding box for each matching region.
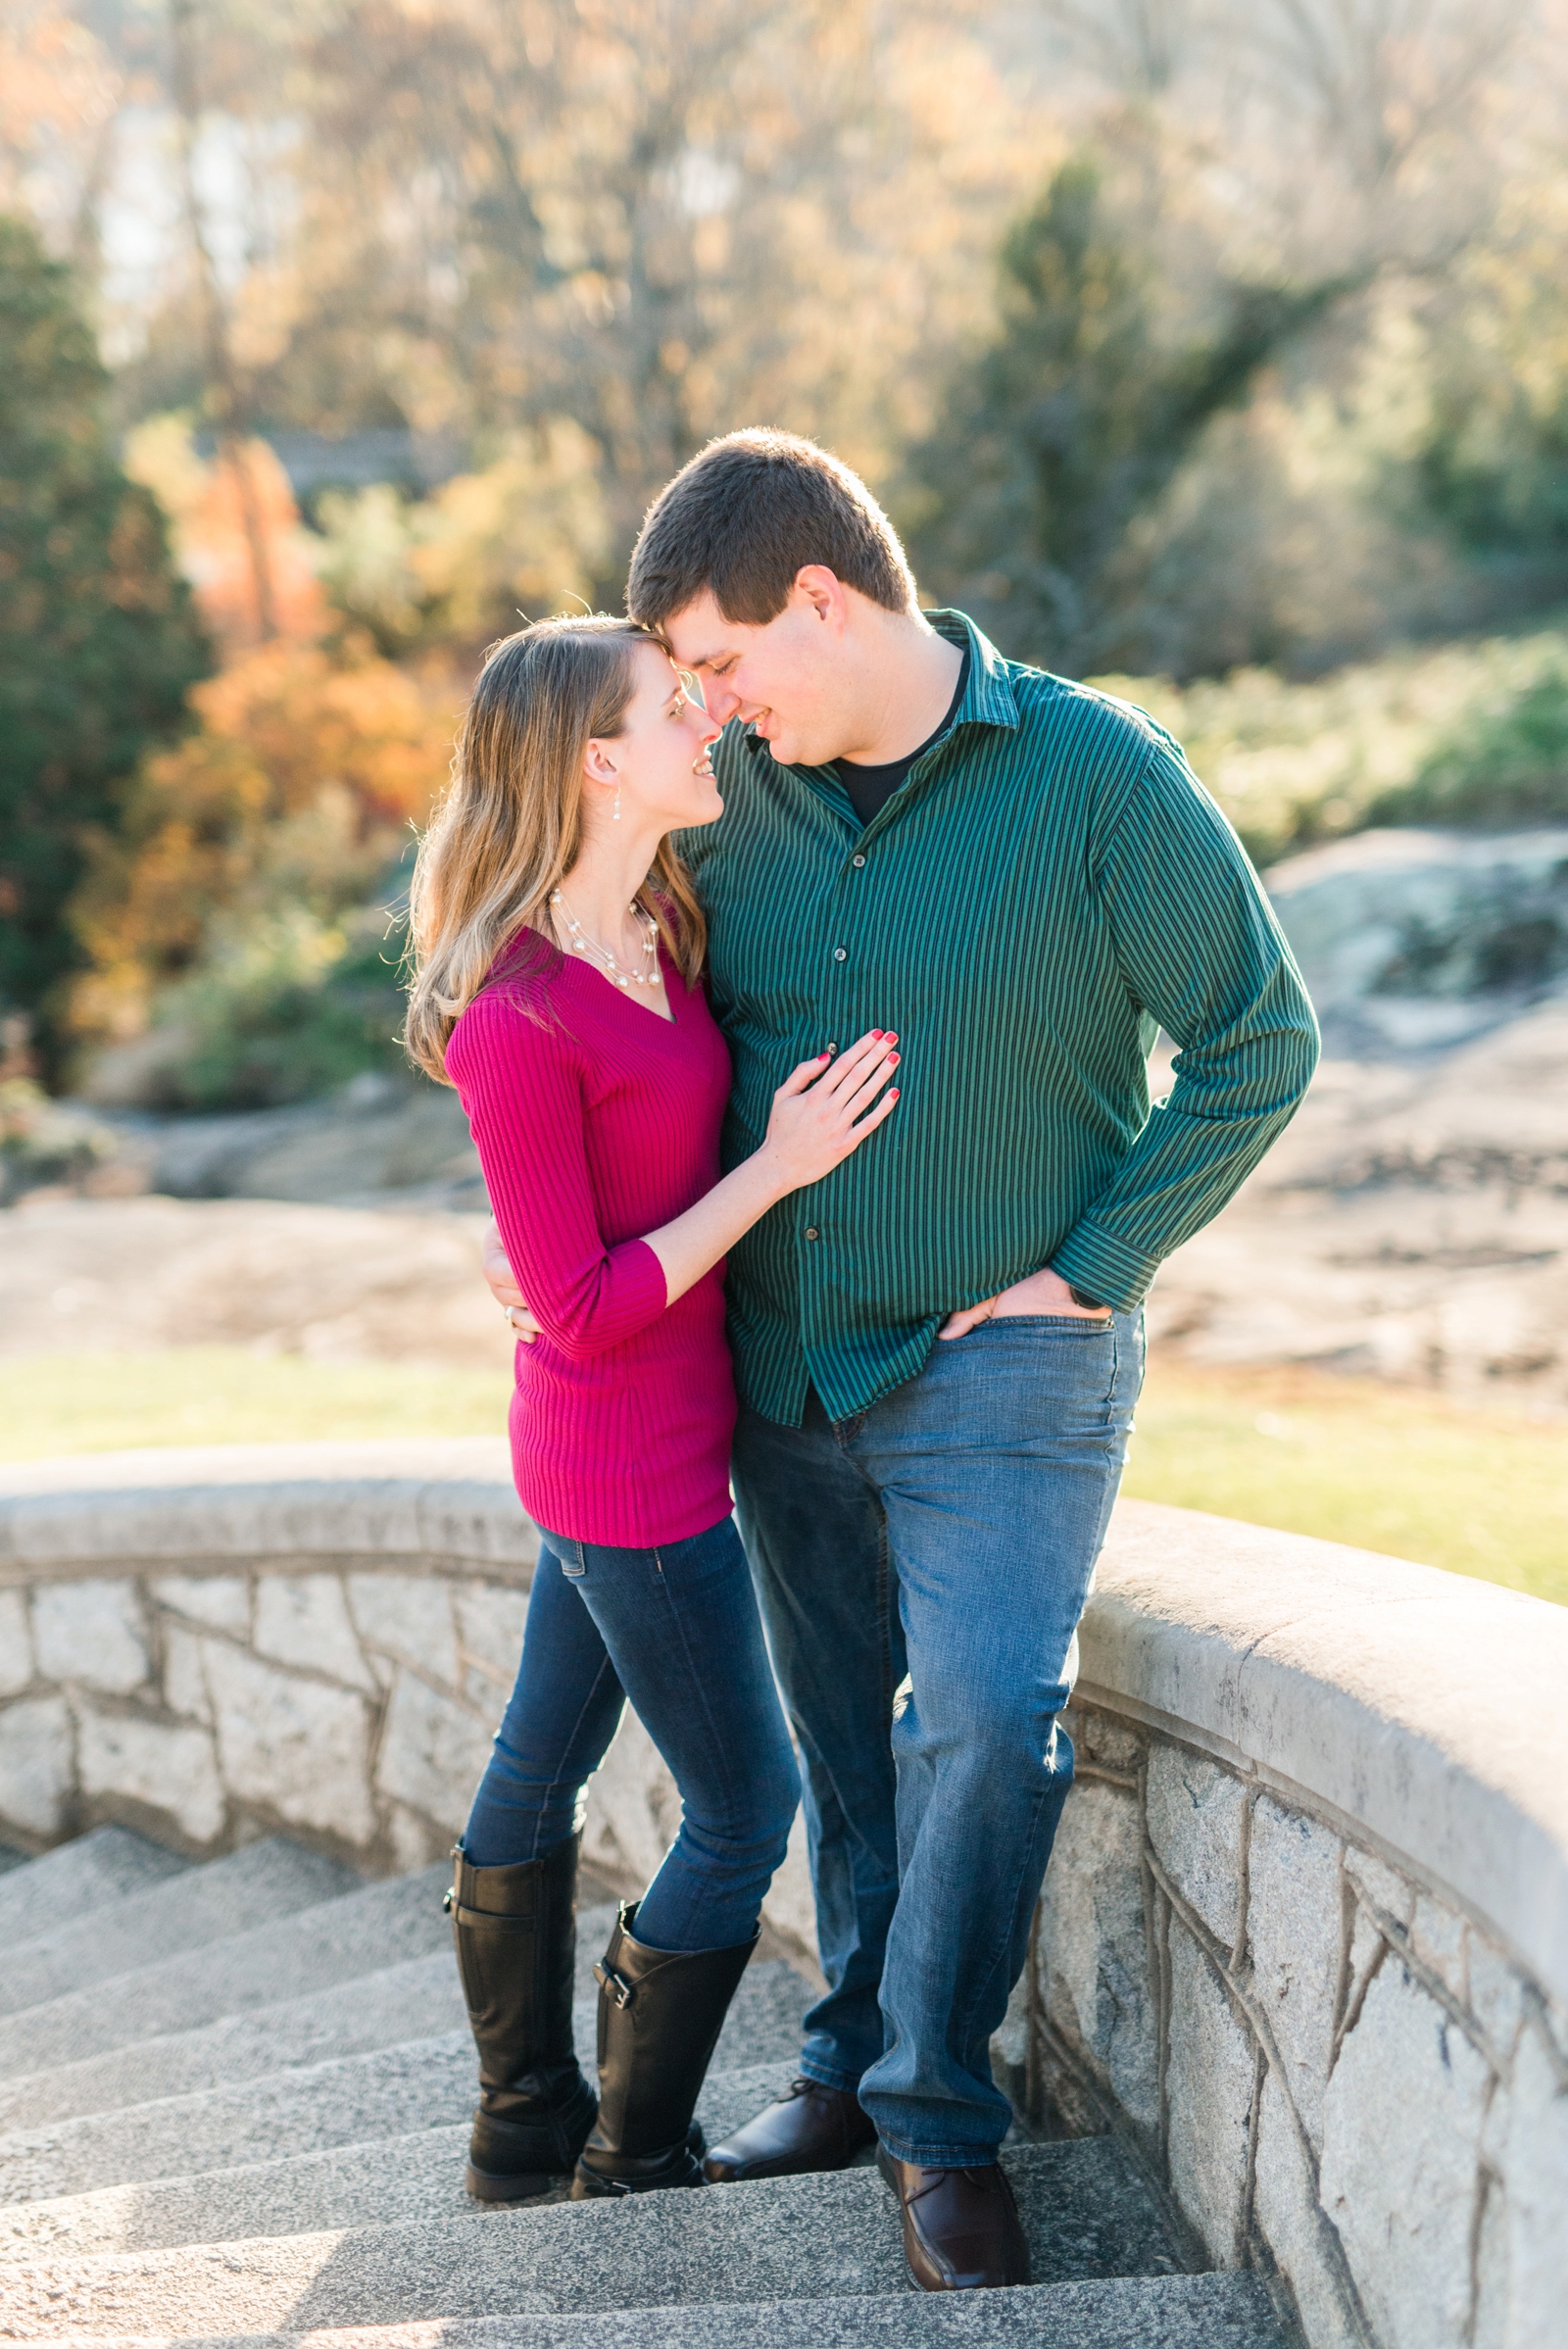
[939,1264,1110,1340]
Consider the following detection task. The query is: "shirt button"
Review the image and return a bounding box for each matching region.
[833,947,848,961]
[826,1041,838,1054]
[804,1227,819,1242]
[852,855,866,868]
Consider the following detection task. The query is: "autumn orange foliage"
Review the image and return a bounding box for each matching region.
[70,638,457,1044]
[185,442,329,648]
[122,422,327,653]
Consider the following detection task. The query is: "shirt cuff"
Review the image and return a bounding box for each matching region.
[1050,1223,1159,1314]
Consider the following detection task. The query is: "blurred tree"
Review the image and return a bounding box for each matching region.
[136,0,1020,592]
[285,1,1017,581]
[1408,175,1568,574]
[67,634,452,1061]
[901,155,1353,673]
[123,415,327,653]
[168,0,280,645]
[10,0,1564,686]
[1032,0,1198,97]
[315,422,610,656]
[0,213,209,1076]
[0,4,120,265]
[1250,0,1529,196]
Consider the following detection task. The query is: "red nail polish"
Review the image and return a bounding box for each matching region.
[870,1029,884,1039]
[889,1088,900,1100]
[888,1052,899,1064]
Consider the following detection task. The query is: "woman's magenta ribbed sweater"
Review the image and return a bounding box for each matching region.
[445,937,738,1546]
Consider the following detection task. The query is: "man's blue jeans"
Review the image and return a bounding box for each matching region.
[731,1307,1145,2167]
[464,1515,800,1955]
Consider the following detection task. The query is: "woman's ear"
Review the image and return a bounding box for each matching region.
[582,736,620,786]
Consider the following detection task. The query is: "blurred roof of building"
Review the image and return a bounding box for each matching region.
[193,430,466,497]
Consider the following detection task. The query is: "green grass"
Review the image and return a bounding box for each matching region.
[1,1347,1563,1608]
[0,1349,513,1459]
[1125,1359,1568,1607]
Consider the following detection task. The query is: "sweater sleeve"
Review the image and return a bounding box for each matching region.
[1050,736,1321,1310]
[446,989,669,1360]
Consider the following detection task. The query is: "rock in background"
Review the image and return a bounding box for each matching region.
[1150,827,1568,1407]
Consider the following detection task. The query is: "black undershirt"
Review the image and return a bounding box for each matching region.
[833,647,969,830]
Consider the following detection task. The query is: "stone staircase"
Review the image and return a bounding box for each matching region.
[0,1829,1294,2346]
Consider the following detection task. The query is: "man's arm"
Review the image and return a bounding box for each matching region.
[483,1220,533,1337]
[945,731,1317,1338]
[1047,734,1319,1311]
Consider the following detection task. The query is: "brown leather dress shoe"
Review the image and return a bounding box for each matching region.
[876,2143,1031,2290]
[703,2077,877,2182]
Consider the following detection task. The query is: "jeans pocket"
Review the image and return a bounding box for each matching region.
[1002,1308,1122,1411]
[974,1312,1114,1333]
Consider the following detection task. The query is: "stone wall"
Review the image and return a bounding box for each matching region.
[1021,1698,1566,2349]
[0,1441,814,1952]
[1,1444,1564,2347]
[1012,1503,1568,2349]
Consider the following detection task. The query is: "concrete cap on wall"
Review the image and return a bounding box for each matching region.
[0,1439,531,1584]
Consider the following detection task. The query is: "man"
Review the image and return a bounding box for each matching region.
[485,429,1317,2291]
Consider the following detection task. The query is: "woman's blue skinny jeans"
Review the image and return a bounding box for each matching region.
[463,1511,800,1955]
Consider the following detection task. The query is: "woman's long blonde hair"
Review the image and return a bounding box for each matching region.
[405,615,708,1083]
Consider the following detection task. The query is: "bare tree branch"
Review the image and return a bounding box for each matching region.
[1254,0,1531,184]
[168,0,277,642]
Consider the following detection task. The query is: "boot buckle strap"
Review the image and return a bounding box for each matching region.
[595,1959,636,2009]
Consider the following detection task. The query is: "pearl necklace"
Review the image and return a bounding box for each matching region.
[551,888,662,989]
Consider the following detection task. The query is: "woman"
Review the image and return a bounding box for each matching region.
[405,615,899,2204]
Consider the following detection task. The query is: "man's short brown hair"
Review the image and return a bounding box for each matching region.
[627,428,917,630]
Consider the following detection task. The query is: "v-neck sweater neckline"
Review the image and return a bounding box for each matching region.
[556,936,680,1030]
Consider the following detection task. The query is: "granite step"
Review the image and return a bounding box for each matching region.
[0,1948,464,2140]
[0,1864,453,2083]
[0,1899,619,2137]
[0,2063,805,2261]
[0,2139,1192,2337]
[15,2274,1289,2348]
[0,1961,813,2207]
[0,1841,356,2023]
[0,1829,188,1953]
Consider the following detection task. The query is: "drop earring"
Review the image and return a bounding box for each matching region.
[612,782,621,822]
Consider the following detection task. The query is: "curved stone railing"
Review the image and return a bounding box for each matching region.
[0,1441,815,1959]
[1,1442,1564,2349]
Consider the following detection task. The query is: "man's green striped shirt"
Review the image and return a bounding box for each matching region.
[683,610,1319,1427]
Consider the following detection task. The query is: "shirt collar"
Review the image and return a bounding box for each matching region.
[924,608,1021,735]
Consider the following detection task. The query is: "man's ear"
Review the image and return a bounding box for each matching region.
[794,565,849,632]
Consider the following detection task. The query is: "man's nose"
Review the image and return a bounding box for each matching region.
[705,681,742,723]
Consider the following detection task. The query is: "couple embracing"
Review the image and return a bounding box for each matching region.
[405,430,1317,2293]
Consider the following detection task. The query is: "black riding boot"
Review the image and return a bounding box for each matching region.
[570,1900,758,2198]
[447,1835,597,2201]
